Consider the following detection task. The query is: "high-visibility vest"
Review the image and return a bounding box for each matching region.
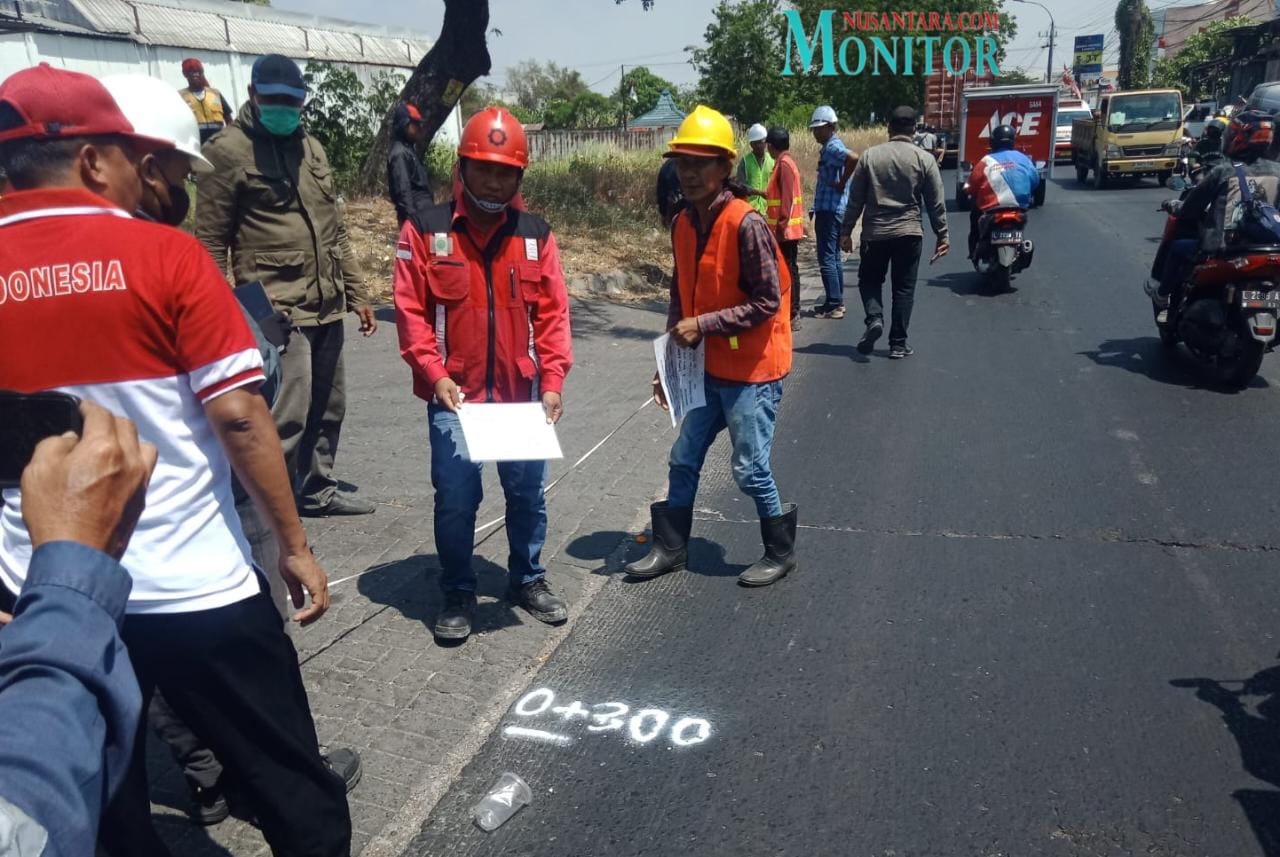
[765,153,805,241]
[179,87,226,130]
[673,198,792,384]
[741,152,773,216]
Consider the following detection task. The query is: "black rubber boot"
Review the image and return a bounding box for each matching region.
[625,502,692,579]
[739,503,798,587]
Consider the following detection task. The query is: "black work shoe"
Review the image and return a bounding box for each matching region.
[434,590,476,640]
[739,503,799,587]
[188,783,229,826]
[857,320,884,354]
[625,502,693,579]
[299,492,375,517]
[323,748,362,793]
[510,579,568,624]
[888,344,914,359]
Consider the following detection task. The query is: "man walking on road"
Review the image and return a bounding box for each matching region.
[841,106,950,359]
[765,126,805,332]
[197,54,379,518]
[626,106,797,588]
[736,123,773,216]
[809,105,858,319]
[387,102,433,226]
[393,107,574,642]
[0,64,352,855]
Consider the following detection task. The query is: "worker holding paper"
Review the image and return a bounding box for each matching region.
[393,106,573,642]
[628,105,797,588]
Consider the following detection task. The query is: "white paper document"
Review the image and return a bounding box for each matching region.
[457,403,564,462]
[653,334,706,428]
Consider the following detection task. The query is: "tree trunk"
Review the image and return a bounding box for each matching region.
[355,0,490,196]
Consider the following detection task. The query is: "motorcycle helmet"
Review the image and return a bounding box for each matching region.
[990,124,1016,151]
[1225,110,1275,160]
[1204,114,1228,139]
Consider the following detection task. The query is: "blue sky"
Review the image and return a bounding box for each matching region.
[271,0,1128,93]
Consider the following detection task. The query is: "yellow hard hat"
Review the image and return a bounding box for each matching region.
[665,105,736,159]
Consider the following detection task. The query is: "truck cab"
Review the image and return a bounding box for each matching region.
[1071,88,1184,189]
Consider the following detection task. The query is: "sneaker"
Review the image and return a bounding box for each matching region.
[434,589,476,640]
[857,320,883,354]
[188,783,229,827]
[323,748,362,793]
[299,492,375,517]
[814,304,846,319]
[888,344,914,359]
[790,317,802,332]
[510,579,568,625]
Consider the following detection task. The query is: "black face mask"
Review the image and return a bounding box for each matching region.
[138,165,190,226]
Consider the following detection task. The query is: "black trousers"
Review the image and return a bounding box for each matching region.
[779,239,801,321]
[99,588,351,857]
[857,236,923,347]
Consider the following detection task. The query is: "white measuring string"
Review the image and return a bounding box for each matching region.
[327,396,655,590]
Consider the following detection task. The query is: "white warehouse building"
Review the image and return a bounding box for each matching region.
[0,0,461,144]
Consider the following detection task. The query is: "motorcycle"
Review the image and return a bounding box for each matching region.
[970,205,1035,292]
[1147,176,1280,389]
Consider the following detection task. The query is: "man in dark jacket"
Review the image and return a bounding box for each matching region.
[387,103,433,225]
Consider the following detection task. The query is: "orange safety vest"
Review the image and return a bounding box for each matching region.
[765,153,805,242]
[179,87,226,129]
[674,197,792,384]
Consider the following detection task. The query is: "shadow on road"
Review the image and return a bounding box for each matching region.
[1172,665,1280,856]
[793,342,870,363]
[569,296,666,342]
[1079,337,1270,392]
[925,270,1018,298]
[572,527,743,580]
[356,554,525,642]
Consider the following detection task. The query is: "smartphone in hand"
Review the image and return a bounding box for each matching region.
[0,391,83,488]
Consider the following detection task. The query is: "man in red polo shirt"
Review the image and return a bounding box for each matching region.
[0,64,350,855]
[393,106,573,642]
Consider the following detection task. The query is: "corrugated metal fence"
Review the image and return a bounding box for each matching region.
[527,127,677,161]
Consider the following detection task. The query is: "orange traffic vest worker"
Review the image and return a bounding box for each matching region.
[764,126,805,329]
[393,106,574,643]
[626,105,798,589]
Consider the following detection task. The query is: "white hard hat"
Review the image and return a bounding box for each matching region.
[747,123,768,142]
[100,74,213,173]
[809,105,838,127]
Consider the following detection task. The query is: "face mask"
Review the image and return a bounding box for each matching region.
[258,104,302,137]
[138,157,191,226]
[464,181,510,214]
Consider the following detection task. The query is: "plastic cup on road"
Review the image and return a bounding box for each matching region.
[472,771,532,832]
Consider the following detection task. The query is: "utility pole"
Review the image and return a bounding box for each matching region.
[1014,0,1057,83]
[620,64,627,131]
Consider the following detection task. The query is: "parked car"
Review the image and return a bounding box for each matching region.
[1245,80,1280,119]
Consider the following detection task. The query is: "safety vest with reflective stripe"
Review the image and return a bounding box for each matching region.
[765,152,805,241]
[740,152,773,216]
[673,197,792,384]
[179,88,226,131]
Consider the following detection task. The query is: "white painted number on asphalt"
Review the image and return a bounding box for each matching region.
[506,688,713,748]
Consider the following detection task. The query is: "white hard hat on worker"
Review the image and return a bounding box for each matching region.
[100,73,210,226]
[747,123,768,143]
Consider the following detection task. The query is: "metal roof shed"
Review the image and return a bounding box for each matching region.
[629,90,686,130]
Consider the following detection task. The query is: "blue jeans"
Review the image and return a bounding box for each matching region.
[814,211,845,306]
[667,377,784,518]
[428,405,548,593]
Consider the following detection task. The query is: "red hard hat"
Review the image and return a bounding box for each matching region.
[458,106,529,169]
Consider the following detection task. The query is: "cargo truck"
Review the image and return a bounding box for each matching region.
[1070,88,1184,189]
[922,60,995,168]
[955,83,1058,211]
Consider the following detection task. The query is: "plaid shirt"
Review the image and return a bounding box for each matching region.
[813,136,851,216]
[667,189,782,337]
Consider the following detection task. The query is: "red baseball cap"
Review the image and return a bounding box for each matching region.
[0,63,168,148]
[182,58,204,74]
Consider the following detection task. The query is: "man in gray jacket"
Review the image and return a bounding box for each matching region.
[841,106,950,358]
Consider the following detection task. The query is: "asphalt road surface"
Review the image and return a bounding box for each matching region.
[402,172,1280,857]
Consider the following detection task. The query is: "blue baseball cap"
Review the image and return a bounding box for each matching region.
[251,54,306,101]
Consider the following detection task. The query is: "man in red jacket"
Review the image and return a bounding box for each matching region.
[393,107,573,642]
